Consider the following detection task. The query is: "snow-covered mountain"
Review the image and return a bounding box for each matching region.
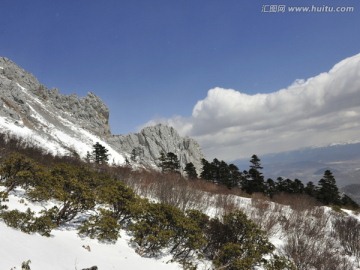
[0,57,204,171]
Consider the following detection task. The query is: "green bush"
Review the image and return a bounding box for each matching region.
[265,255,296,270]
[130,202,177,256]
[78,209,121,243]
[207,210,274,269]
[29,163,97,225]
[170,209,207,263]
[95,179,138,224]
[0,208,55,236]
[0,153,41,193]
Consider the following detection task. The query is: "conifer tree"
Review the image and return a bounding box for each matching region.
[92,142,109,165]
[184,162,198,179]
[159,152,180,173]
[227,163,242,189]
[317,170,341,205]
[341,194,359,209]
[304,181,317,197]
[200,158,212,180]
[265,178,276,197]
[242,154,265,194]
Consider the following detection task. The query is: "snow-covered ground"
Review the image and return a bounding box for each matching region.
[0,222,181,270]
[0,114,125,166]
[2,182,360,269]
[0,81,126,165]
[0,189,181,270]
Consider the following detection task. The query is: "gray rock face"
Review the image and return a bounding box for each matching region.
[0,56,205,173]
[109,124,204,174]
[0,57,110,137]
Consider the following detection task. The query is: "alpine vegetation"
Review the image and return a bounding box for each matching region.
[1,56,360,270]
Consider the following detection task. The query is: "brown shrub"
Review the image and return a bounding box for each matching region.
[272,192,319,211]
[332,215,360,260]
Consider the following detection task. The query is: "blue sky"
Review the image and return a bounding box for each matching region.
[1,0,360,159]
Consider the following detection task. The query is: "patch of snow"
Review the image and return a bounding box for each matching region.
[0,189,181,270]
[0,222,180,270]
[0,116,70,156]
[1,82,126,165]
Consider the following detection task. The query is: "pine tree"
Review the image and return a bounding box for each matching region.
[227,164,242,189]
[92,142,109,165]
[317,170,341,205]
[159,152,180,173]
[304,181,317,197]
[341,194,359,209]
[243,154,265,194]
[217,160,231,187]
[184,162,198,179]
[200,158,212,180]
[265,178,276,197]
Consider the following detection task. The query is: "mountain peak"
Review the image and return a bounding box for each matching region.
[0,57,205,172]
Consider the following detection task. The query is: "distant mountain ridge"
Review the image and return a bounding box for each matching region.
[235,142,360,188]
[0,57,204,172]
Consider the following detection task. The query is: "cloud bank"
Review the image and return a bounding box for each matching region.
[144,53,360,161]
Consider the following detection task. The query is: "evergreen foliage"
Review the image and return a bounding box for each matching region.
[207,210,275,269]
[96,179,138,224]
[0,208,55,236]
[341,194,359,209]
[78,208,121,242]
[0,135,357,269]
[200,158,212,180]
[304,181,317,197]
[242,154,265,194]
[0,153,40,194]
[199,153,358,209]
[130,202,179,255]
[159,152,181,173]
[184,162,198,179]
[92,142,109,164]
[317,170,341,205]
[29,164,97,225]
[265,255,296,270]
[200,158,242,188]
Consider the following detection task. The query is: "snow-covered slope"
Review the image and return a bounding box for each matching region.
[0,57,204,170]
[0,57,125,164]
[0,189,181,270]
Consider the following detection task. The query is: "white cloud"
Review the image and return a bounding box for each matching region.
[144,53,360,161]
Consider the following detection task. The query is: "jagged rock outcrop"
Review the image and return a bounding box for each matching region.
[0,57,110,137]
[0,56,205,172]
[108,124,204,174]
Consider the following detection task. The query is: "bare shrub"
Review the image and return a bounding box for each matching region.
[246,194,282,237]
[332,215,360,261]
[272,192,319,211]
[213,194,238,217]
[120,169,158,199]
[284,233,353,270]
[281,207,354,270]
[251,193,270,212]
[153,173,192,210]
[281,207,330,237]
[121,170,209,212]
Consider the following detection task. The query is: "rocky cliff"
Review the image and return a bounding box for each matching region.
[0,57,204,173]
[0,57,110,137]
[109,124,204,173]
